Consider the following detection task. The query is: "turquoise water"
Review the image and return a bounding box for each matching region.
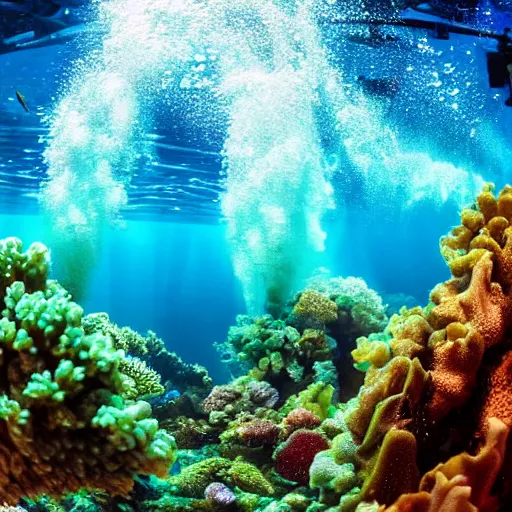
[2,1,512,510]
[1,0,512,377]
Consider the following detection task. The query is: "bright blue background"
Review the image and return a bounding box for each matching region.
[0,200,456,383]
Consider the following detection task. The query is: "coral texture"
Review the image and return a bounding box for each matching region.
[274,429,329,485]
[118,357,165,400]
[0,238,176,504]
[310,184,512,510]
[84,313,213,397]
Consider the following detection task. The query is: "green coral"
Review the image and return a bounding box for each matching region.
[309,446,358,494]
[280,381,336,421]
[118,357,164,400]
[169,457,274,498]
[304,275,388,337]
[0,237,50,294]
[218,315,336,385]
[82,313,151,358]
[0,238,177,504]
[292,291,338,328]
[83,313,212,396]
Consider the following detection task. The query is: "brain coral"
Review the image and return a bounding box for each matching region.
[0,238,176,504]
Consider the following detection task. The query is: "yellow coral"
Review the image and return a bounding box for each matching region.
[293,290,338,326]
[352,337,391,371]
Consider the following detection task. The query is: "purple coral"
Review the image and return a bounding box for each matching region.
[204,482,236,507]
[202,385,242,413]
[248,380,279,409]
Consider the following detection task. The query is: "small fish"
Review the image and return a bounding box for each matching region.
[15,90,29,112]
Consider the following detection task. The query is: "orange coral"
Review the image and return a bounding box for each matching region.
[382,417,509,512]
[384,474,476,512]
[479,350,512,435]
[426,251,511,420]
[309,185,512,511]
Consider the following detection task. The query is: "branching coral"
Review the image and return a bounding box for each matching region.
[302,275,388,338]
[216,314,337,387]
[0,238,50,294]
[0,238,176,504]
[83,313,151,358]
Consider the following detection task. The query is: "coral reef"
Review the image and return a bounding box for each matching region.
[217,277,388,407]
[15,185,512,512]
[83,313,213,398]
[202,377,280,427]
[308,183,512,511]
[0,238,176,504]
[302,275,388,338]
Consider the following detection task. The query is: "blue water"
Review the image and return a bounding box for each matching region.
[1,1,512,382]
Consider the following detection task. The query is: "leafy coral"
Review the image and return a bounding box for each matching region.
[309,184,512,511]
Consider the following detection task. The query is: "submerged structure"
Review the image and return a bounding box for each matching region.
[0,183,509,511]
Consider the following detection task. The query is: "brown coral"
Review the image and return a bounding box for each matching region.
[236,420,280,447]
[282,408,321,439]
[202,386,243,414]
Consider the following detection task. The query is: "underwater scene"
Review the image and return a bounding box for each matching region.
[2,0,512,511]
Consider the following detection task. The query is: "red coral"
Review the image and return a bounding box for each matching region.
[282,408,321,438]
[237,420,280,447]
[274,429,329,485]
